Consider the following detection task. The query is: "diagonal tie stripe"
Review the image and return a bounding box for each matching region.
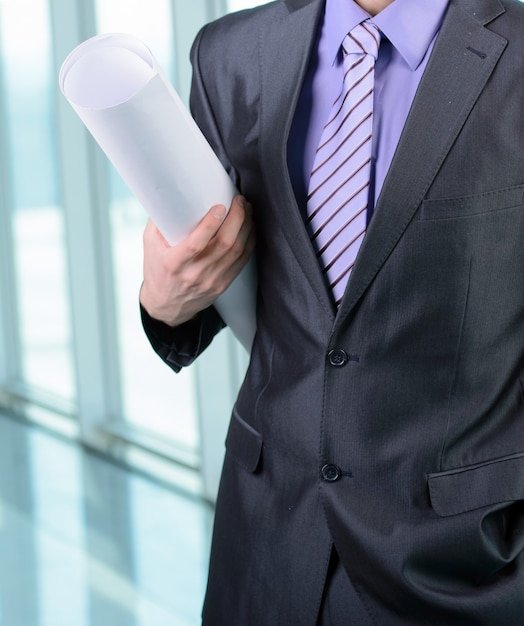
[309,115,372,189]
[315,78,372,153]
[306,21,380,307]
[308,153,372,225]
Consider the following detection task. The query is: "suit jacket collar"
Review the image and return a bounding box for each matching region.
[260,0,508,330]
[259,0,336,317]
[457,0,505,24]
[333,0,507,335]
[284,0,504,20]
[285,0,320,12]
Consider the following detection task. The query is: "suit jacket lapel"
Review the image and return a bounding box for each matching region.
[259,0,336,317]
[334,0,507,332]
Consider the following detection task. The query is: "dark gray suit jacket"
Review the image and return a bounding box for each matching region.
[143,0,524,623]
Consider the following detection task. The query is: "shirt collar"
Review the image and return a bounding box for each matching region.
[324,0,450,71]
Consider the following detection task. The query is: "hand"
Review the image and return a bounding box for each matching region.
[140,195,255,327]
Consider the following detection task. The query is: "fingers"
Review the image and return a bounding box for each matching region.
[183,203,229,260]
[212,196,253,254]
[183,195,254,264]
[140,195,255,328]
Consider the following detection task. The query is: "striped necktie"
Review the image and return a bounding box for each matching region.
[306,21,381,307]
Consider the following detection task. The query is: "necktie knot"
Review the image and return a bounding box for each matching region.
[342,21,381,61]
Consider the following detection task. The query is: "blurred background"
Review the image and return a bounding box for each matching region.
[0,0,264,624]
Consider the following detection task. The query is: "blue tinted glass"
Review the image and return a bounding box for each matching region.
[0,0,75,402]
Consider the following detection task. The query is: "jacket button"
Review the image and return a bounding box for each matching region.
[328,349,349,367]
[320,464,342,483]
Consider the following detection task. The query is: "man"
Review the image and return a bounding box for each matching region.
[140,0,524,623]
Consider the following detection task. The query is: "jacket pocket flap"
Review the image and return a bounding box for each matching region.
[225,409,263,473]
[420,184,524,220]
[428,452,524,517]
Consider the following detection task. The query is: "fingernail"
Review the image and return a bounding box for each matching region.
[213,205,227,219]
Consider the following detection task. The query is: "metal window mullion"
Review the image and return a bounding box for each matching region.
[171,0,215,104]
[0,17,23,391]
[49,0,122,438]
[208,0,229,19]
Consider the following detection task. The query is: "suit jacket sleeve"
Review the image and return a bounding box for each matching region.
[141,304,224,372]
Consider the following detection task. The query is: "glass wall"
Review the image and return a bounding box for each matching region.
[0,0,258,501]
[94,0,200,455]
[227,0,266,10]
[0,0,75,405]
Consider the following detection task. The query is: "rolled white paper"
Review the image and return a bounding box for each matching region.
[59,33,256,352]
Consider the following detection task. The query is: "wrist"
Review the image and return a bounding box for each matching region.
[139,283,198,328]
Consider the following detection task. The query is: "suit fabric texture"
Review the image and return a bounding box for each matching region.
[143,0,524,623]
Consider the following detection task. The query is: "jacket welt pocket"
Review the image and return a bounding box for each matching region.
[225,409,263,473]
[420,184,524,220]
[427,452,524,517]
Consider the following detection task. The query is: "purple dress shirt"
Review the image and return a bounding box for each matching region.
[288,0,450,217]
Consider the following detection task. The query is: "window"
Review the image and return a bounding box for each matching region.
[0,0,255,501]
[0,0,75,406]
